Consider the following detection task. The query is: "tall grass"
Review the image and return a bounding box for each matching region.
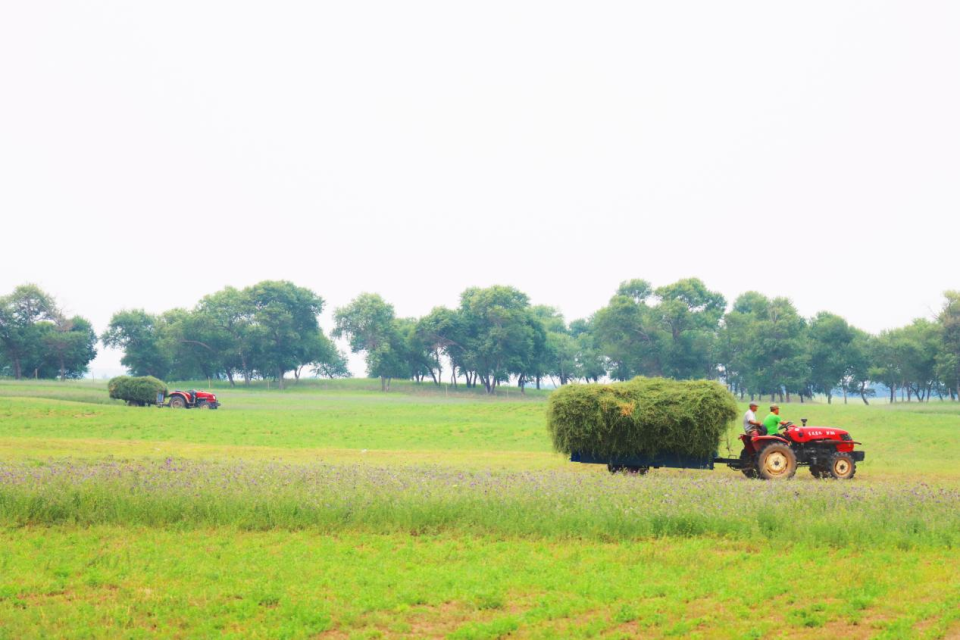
[2,460,957,548]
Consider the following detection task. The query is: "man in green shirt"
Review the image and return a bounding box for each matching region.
[763,404,788,435]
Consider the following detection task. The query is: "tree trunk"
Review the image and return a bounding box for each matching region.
[860,382,870,405]
[12,357,22,380]
[842,387,847,404]
[786,391,791,403]
[277,368,285,390]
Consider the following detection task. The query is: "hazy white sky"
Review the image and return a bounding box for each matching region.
[2,1,958,376]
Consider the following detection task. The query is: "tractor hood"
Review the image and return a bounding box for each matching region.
[786,426,851,443]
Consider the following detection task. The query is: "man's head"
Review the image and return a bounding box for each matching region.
[770,404,780,414]
[749,402,758,410]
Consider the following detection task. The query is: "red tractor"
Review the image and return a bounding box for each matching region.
[734,419,864,480]
[163,389,220,410]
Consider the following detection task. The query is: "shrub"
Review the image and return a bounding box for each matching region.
[546,377,738,459]
[108,375,167,406]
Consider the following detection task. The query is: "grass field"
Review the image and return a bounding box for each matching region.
[1,378,959,638]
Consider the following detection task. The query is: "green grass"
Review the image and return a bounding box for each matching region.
[1,378,960,637]
[1,379,959,478]
[1,528,958,639]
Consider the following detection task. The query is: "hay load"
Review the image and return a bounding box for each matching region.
[108,375,168,406]
[547,377,738,460]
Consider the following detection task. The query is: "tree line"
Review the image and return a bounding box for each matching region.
[2,279,959,402]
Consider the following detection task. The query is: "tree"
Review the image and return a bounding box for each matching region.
[413,307,460,385]
[528,306,569,389]
[869,329,903,403]
[456,286,540,394]
[569,318,606,383]
[42,316,98,380]
[0,285,58,380]
[101,309,170,378]
[806,312,857,404]
[898,319,940,401]
[243,281,326,390]
[592,281,662,380]
[843,330,875,405]
[334,293,405,391]
[195,287,256,385]
[311,347,351,379]
[719,292,808,401]
[937,291,960,400]
[653,278,725,379]
[869,321,939,402]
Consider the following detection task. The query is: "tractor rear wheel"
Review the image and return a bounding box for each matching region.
[756,443,797,480]
[824,452,856,480]
[168,396,186,409]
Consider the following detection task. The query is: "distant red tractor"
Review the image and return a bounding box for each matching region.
[733,419,864,480]
[162,389,220,410]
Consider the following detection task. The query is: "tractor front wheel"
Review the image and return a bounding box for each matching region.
[756,443,797,480]
[196,401,211,410]
[824,452,856,480]
[168,396,186,409]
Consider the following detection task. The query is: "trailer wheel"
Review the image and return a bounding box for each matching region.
[739,449,758,479]
[607,464,649,475]
[168,396,186,409]
[756,443,797,480]
[824,452,856,480]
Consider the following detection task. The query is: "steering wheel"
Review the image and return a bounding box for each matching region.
[780,421,793,430]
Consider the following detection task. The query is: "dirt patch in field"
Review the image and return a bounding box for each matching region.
[318,599,527,639]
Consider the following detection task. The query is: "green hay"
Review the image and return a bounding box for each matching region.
[108,376,168,406]
[546,377,739,459]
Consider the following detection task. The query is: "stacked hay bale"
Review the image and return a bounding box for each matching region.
[547,377,738,459]
[108,376,168,406]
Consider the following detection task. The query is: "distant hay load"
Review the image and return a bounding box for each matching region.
[546,377,739,460]
[108,375,168,406]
